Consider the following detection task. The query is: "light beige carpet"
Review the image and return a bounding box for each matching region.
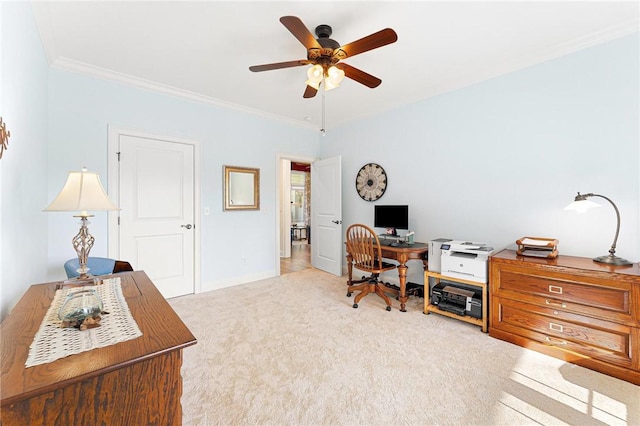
[169,268,640,426]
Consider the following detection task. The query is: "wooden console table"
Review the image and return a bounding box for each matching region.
[1,271,197,425]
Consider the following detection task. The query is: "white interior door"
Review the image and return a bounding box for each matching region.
[311,156,342,276]
[118,134,195,298]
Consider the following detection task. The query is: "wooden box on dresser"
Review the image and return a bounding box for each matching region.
[489,249,640,385]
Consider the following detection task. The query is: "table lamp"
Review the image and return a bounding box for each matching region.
[44,167,120,278]
[564,192,632,266]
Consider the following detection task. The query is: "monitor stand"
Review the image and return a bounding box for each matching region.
[379,229,403,245]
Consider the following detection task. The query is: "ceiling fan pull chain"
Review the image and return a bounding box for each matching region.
[321,94,326,136]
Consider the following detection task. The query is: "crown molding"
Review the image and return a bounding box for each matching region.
[49,57,318,131]
[429,20,639,98]
[544,19,639,60]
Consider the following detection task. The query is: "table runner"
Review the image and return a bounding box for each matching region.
[25,278,143,368]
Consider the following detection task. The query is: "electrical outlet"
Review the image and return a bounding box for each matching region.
[240,257,247,265]
[204,206,210,216]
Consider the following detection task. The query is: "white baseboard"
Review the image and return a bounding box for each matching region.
[201,270,276,293]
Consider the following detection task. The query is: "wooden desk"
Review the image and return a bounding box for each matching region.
[1,271,197,425]
[347,242,428,312]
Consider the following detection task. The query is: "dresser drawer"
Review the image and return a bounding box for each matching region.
[493,267,632,322]
[493,297,633,368]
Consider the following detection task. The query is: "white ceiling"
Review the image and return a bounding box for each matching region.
[32,1,639,131]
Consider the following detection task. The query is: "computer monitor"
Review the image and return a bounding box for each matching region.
[374,205,409,236]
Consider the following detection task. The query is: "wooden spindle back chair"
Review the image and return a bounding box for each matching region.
[345,224,397,311]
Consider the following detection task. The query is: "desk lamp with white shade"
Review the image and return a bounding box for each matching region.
[564,192,632,266]
[44,167,120,279]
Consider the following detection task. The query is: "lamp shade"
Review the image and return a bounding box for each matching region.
[44,168,119,214]
[564,198,602,213]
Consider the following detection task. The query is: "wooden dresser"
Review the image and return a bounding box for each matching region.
[489,249,640,385]
[1,271,197,425]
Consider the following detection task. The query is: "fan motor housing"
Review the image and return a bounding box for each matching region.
[315,24,332,38]
[315,24,340,49]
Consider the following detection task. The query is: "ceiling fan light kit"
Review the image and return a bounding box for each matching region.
[305,64,323,90]
[249,16,397,98]
[323,66,345,91]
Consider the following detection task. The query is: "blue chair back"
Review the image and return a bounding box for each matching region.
[64,257,116,278]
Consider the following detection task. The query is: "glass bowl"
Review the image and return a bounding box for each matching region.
[58,289,103,324]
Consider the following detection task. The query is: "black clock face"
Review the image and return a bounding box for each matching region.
[356,163,387,201]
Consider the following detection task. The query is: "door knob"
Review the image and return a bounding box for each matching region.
[331,220,343,225]
[181,224,193,229]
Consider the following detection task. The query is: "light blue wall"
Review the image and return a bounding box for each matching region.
[1,2,49,320]
[47,70,321,291]
[321,34,640,285]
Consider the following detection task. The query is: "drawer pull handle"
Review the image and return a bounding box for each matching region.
[548,285,563,294]
[545,299,567,308]
[549,322,564,333]
[545,336,567,345]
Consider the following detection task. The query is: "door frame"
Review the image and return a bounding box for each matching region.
[107,125,202,293]
[275,153,317,276]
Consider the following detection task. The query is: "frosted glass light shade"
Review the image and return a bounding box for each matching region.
[324,66,345,91]
[44,168,119,214]
[564,198,602,213]
[305,65,323,90]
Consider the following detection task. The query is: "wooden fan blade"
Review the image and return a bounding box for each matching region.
[280,16,321,50]
[335,63,382,88]
[333,28,397,60]
[303,85,318,98]
[249,60,310,72]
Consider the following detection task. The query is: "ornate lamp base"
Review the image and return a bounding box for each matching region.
[72,215,95,279]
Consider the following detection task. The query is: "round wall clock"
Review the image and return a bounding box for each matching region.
[356,163,387,201]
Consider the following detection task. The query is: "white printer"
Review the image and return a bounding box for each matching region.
[440,241,495,283]
[427,238,453,273]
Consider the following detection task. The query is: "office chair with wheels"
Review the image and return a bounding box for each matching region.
[345,224,398,311]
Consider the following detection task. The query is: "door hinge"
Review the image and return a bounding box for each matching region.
[116,151,121,161]
[117,216,120,225]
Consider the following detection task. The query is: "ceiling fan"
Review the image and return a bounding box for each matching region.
[249,16,398,98]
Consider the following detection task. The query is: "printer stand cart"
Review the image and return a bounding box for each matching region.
[424,271,488,332]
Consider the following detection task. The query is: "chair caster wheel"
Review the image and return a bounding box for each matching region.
[386,306,391,311]
[353,303,358,309]
[347,292,352,297]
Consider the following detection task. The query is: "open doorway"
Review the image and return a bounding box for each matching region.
[279,159,312,275]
